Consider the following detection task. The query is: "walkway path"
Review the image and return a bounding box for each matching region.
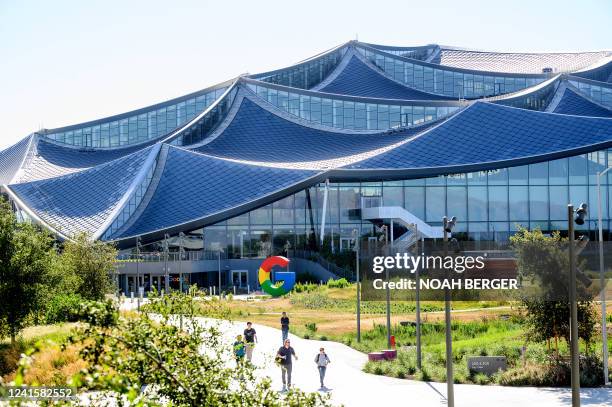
[198,318,611,407]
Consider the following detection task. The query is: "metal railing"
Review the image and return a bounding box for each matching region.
[290,249,354,281]
[116,250,227,263]
[361,195,383,209]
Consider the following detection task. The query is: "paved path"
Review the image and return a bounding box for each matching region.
[194,318,611,407]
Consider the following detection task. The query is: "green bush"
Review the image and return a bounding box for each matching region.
[305,322,318,333]
[327,278,350,288]
[44,293,84,324]
[293,282,319,293]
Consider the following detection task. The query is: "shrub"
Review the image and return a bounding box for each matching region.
[305,322,318,333]
[44,293,84,324]
[473,373,490,385]
[327,278,350,288]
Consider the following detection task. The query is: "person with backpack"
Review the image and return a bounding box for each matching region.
[314,347,330,389]
[233,335,245,363]
[276,338,298,391]
[280,312,290,343]
[243,322,257,362]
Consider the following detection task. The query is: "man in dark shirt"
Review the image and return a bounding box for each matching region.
[280,312,290,343]
[276,338,298,390]
[243,322,257,362]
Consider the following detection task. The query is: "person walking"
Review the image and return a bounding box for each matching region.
[243,322,257,362]
[233,335,245,363]
[280,312,290,343]
[276,338,298,391]
[314,347,331,389]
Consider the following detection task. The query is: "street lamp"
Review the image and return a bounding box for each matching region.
[443,215,457,407]
[136,236,142,311]
[179,232,185,293]
[352,228,361,343]
[568,203,587,407]
[597,167,611,385]
[163,233,170,294]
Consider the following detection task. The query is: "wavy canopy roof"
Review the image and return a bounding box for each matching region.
[317,53,453,100]
[431,47,611,74]
[2,39,612,246]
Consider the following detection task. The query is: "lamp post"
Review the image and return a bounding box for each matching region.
[163,233,170,294]
[416,225,422,370]
[569,203,587,407]
[218,249,223,300]
[136,236,142,311]
[381,224,391,349]
[352,228,361,343]
[443,215,457,407]
[597,168,611,385]
[179,232,185,293]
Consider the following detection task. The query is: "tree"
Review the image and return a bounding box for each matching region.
[0,197,57,343]
[61,233,117,300]
[510,227,597,354]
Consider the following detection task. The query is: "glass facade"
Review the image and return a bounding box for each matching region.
[102,161,157,239]
[570,79,612,108]
[493,78,559,111]
[246,82,461,130]
[169,87,238,147]
[256,47,348,90]
[44,87,228,148]
[189,148,612,257]
[356,45,546,98]
[364,44,437,60]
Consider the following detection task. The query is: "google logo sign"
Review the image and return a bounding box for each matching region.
[258,256,296,297]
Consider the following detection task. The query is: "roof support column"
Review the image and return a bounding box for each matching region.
[320,179,330,247]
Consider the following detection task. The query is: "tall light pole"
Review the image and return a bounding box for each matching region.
[179,232,185,293]
[163,233,170,294]
[443,215,457,407]
[136,236,142,311]
[597,168,611,385]
[382,224,391,349]
[416,226,422,370]
[569,203,587,407]
[353,228,361,343]
[218,249,222,299]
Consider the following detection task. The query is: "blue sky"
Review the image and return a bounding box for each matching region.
[1,0,610,149]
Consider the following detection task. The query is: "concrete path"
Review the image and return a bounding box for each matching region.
[195,318,611,407]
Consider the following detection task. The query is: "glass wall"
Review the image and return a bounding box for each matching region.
[196,148,612,255]
[493,78,559,111]
[169,87,238,147]
[356,45,546,98]
[569,79,612,108]
[255,47,348,90]
[363,44,437,60]
[246,82,461,130]
[44,87,228,148]
[102,161,156,240]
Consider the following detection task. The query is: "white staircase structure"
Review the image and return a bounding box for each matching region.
[360,196,445,240]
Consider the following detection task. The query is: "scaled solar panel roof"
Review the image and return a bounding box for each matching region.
[0,134,33,184]
[192,96,437,168]
[318,55,453,100]
[9,146,154,238]
[431,48,611,74]
[0,135,160,184]
[343,102,612,175]
[551,86,612,118]
[113,146,320,239]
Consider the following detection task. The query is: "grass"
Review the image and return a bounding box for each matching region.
[1,323,80,383]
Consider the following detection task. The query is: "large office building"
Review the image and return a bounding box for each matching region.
[1,41,612,293]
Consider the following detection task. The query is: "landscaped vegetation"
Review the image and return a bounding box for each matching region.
[1,193,611,399]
